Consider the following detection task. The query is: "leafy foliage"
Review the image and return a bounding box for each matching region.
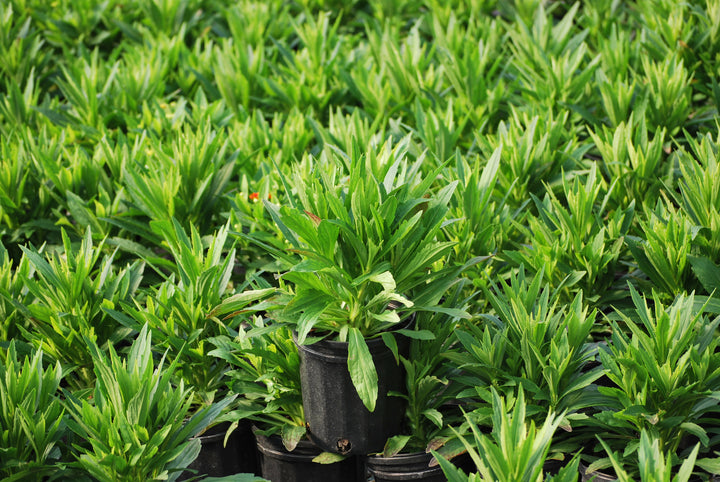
[106,219,238,405]
[448,268,600,421]
[209,317,306,451]
[0,343,67,481]
[586,288,720,472]
[505,163,634,303]
[433,387,580,482]
[383,284,472,456]
[63,324,234,482]
[15,229,143,389]
[1,0,720,477]
[598,430,699,482]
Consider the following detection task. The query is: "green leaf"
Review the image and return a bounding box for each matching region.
[689,255,720,293]
[695,296,720,314]
[675,442,700,482]
[430,450,470,482]
[383,435,411,458]
[19,247,63,290]
[292,291,331,344]
[291,258,330,272]
[312,452,348,464]
[547,455,581,482]
[395,329,435,340]
[680,422,709,447]
[264,201,300,248]
[380,332,399,363]
[371,310,401,323]
[348,327,378,412]
[281,424,307,452]
[696,456,720,474]
[208,288,277,319]
[369,271,396,291]
[422,408,443,428]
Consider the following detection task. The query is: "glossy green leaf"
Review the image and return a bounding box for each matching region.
[312,452,347,464]
[281,424,307,452]
[348,327,378,412]
[382,435,411,458]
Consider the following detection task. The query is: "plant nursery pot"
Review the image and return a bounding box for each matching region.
[367,452,447,482]
[294,332,408,455]
[578,462,617,482]
[179,420,258,480]
[255,430,362,482]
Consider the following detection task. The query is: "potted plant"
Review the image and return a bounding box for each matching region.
[0,341,72,481]
[595,430,700,482]
[104,219,256,477]
[431,386,582,482]
[106,219,239,407]
[435,267,603,467]
[208,309,363,482]
[213,138,464,454]
[577,287,720,479]
[366,285,473,482]
[62,324,235,481]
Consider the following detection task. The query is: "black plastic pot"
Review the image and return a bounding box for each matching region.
[255,430,362,482]
[179,421,258,480]
[367,452,446,482]
[295,332,407,455]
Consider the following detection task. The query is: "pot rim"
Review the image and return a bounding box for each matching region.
[367,451,444,478]
[253,426,324,458]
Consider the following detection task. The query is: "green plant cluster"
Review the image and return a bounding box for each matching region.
[0,325,232,481]
[3,0,720,479]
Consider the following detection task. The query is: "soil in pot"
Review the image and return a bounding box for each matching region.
[367,452,446,482]
[179,420,258,480]
[255,430,363,482]
[295,331,408,455]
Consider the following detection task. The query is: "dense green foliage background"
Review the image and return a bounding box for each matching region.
[4,0,720,479]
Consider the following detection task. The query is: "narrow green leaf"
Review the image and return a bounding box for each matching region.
[422,408,443,428]
[680,422,709,447]
[348,327,378,412]
[696,457,720,474]
[430,450,470,482]
[281,424,307,452]
[312,452,348,464]
[395,329,435,340]
[689,255,720,294]
[383,435,411,458]
[369,271,396,291]
[380,332,399,363]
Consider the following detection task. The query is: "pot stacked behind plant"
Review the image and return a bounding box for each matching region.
[208,312,363,481]
[366,285,475,482]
